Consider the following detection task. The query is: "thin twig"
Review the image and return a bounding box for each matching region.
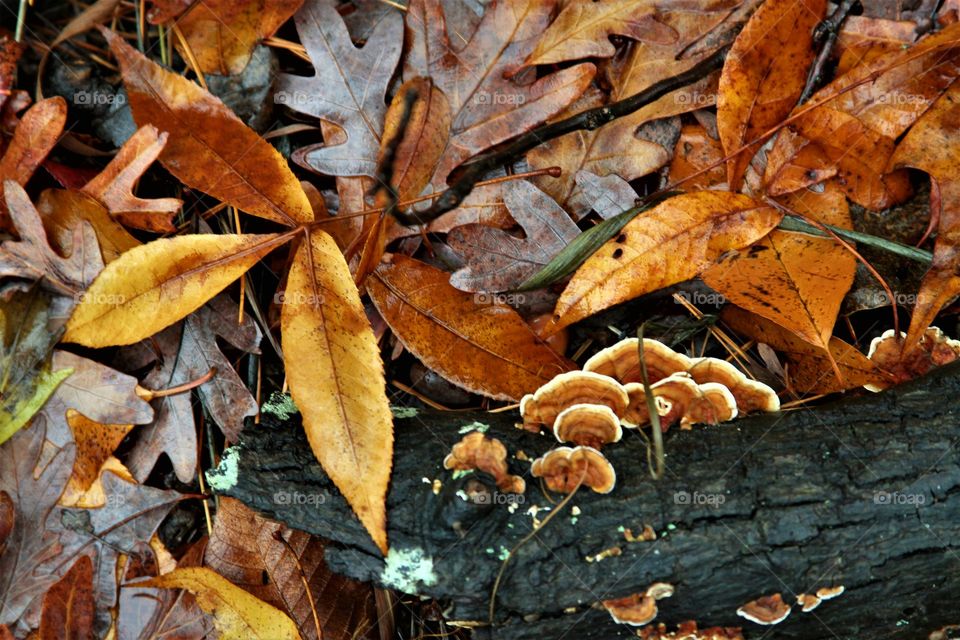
[637,326,665,480]
[800,0,860,104]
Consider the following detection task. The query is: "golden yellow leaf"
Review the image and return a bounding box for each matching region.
[64,233,291,347]
[551,191,782,331]
[141,567,300,640]
[281,231,393,554]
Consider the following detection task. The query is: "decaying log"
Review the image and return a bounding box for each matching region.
[207,362,960,639]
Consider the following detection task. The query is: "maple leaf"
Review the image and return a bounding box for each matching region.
[0,423,75,635]
[278,0,403,178]
[448,180,580,292]
[205,498,379,640]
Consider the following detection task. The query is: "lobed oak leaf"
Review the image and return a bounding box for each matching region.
[38,554,94,640]
[80,125,182,233]
[205,498,379,640]
[281,231,393,554]
[175,0,304,76]
[367,255,575,400]
[62,232,290,347]
[551,191,781,331]
[524,0,676,67]
[717,0,825,191]
[140,567,300,640]
[278,0,403,178]
[103,29,312,226]
[37,189,140,264]
[448,180,580,292]
[703,182,856,352]
[61,409,133,501]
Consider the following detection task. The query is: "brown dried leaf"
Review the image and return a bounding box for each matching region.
[282,232,393,554]
[37,189,140,264]
[205,498,379,640]
[104,29,312,226]
[368,255,574,400]
[63,410,133,498]
[81,125,182,233]
[552,191,782,331]
[717,0,824,190]
[448,180,580,292]
[38,554,94,640]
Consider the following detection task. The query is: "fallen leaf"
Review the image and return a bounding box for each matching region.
[80,125,182,232]
[835,16,917,74]
[524,0,676,66]
[176,0,304,75]
[279,0,402,178]
[721,305,889,393]
[0,422,75,633]
[38,554,94,640]
[448,180,580,292]
[368,255,574,400]
[104,29,312,226]
[63,232,290,347]
[667,123,727,189]
[0,97,66,229]
[37,189,140,264]
[889,80,960,352]
[702,182,855,351]
[62,410,133,497]
[205,498,379,640]
[717,0,824,190]
[281,231,393,554]
[141,567,300,640]
[552,191,782,331]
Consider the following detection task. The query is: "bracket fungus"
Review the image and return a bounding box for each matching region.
[687,357,780,413]
[584,338,692,384]
[866,327,960,391]
[519,370,629,433]
[624,374,738,430]
[796,593,821,612]
[553,403,623,448]
[531,446,616,494]
[601,582,674,626]
[736,593,791,625]
[816,585,844,600]
[443,432,525,494]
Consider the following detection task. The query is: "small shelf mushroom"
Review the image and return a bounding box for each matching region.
[553,403,622,448]
[816,585,844,600]
[584,338,692,384]
[796,593,821,612]
[531,446,616,494]
[866,327,960,391]
[736,593,791,625]
[601,582,674,626]
[624,373,737,430]
[443,432,525,494]
[687,357,780,413]
[520,371,629,433]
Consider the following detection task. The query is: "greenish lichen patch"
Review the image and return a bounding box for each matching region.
[380,547,438,594]
[261,393,298,420]
[391,406,420,419]
[458,421,489,434]
[206,447,240,491]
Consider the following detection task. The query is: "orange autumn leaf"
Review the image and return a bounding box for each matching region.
[717,0,824,191]
[702,182,855,352]
[281,231,393,554]
[103,28,312,226]
[63,232,291,347]
[63,409,133,494]
[38,555,94,640]
[141,567,300,639]
[367,256,574,400]
[552,191,782,331]
[889,80,960,353]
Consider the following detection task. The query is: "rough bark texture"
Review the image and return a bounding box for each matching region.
[208,363,960,639]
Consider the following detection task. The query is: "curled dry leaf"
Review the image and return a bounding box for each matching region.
[524,0,676,67]
[551,191,782,331]
[281,232,393,555]
[367,255,574,400]
[717,0,824,190]
[103,29,312,226]
[175,0,303,75]
[889,80,960,353]
[703,182,856,352]
[80,125,182,233]
[448,180,580,292]
[38,555,94,640]
[141,567,300,640]
[279,0,402,178]
[205,498,379,640]
[63,232,289,347]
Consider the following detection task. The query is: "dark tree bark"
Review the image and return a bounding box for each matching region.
[208,362,960,639]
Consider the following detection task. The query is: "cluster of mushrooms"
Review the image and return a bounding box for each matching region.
[520,338,780,495]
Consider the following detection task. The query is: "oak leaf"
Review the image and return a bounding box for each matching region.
[367,255,574,400]
[141,567,300,640]
[552,191,782,331]
[281,232,393,554]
